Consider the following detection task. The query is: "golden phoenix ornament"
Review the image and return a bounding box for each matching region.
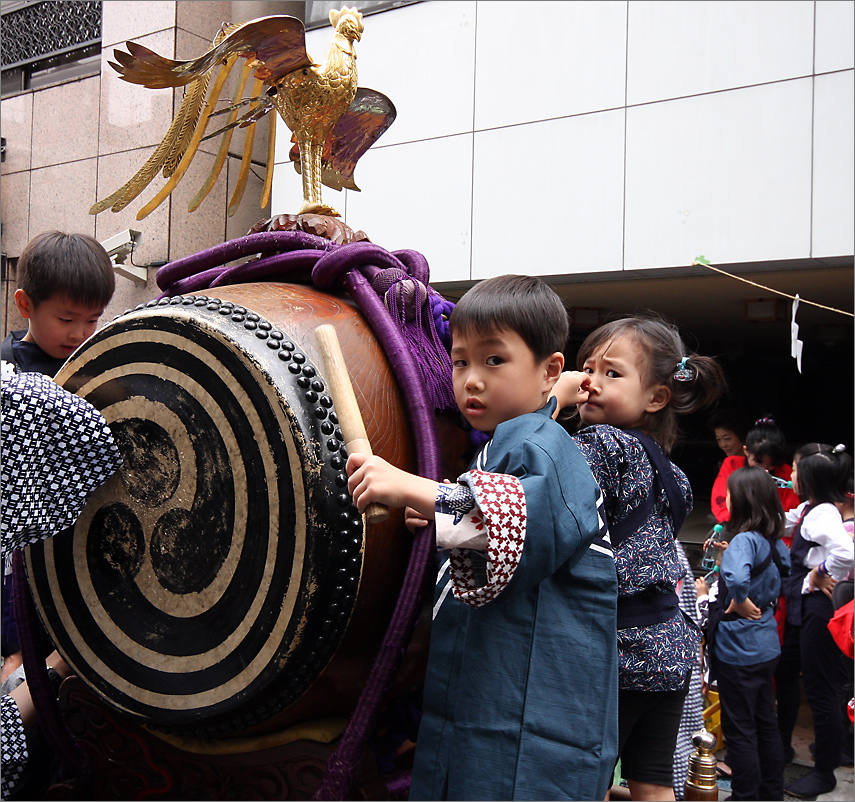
[90,7,395,220]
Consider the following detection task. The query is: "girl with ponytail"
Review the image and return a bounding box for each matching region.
[553,314,726,800]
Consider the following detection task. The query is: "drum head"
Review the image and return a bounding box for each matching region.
[24,295,366,736]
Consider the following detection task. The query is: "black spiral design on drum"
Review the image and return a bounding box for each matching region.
[24,296,365,736]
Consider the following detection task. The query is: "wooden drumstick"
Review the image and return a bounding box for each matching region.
[315,324,389,525]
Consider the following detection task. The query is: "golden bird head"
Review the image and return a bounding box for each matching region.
[329,6,364,43]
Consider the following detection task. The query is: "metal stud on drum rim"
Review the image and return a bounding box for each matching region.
[24,296,364,737]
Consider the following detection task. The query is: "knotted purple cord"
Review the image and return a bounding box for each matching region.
[156,232,448,799]
[156,231,334,290]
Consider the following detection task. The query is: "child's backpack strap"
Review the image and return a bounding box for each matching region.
[748,538,789,581]
[624,429,689,536]
[608,486,656,549]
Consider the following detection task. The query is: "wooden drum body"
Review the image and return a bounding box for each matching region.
[24,283,423,738]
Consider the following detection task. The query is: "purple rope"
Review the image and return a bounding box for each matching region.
[386,249,430,285]
[162,265,231,297]
[383,769,412,800]
[310,241,422,287]
[209,250,321,287]
[156,231,333,290]
[310,266,441,801]
[155,231,445,799]
[12,551,87,784]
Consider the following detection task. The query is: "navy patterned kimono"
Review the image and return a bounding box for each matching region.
[409,402,619,801]
[573,424,699,692]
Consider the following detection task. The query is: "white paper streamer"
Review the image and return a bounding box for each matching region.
[791,294,803,373]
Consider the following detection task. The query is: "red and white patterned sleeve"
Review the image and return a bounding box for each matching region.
[435,470,527,608]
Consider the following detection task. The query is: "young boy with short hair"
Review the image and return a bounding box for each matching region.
[1,230,115,376]
[347,274,619,801]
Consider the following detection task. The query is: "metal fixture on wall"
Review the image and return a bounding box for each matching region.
[102,229,147,284]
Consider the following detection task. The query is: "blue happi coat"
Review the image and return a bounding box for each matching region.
[409,403,619,801]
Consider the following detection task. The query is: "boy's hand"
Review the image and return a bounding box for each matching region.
[725,597,761,620]
[694,576,709,596]
[550,371,590,417]
[346,453,438,520]
[404,506,430,532]
[403,479,454,531]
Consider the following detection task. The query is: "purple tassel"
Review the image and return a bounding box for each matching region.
[377,270,455,414]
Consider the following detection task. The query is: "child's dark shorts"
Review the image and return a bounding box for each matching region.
[617,675,691,786]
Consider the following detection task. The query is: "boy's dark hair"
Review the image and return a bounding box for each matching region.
[18,231,115,308]
[709,408,749,443]
[745,416,789,467]
[575,314,725,452]
[725,466,785,542]
[793,443,852,504]
[449,274,569,361]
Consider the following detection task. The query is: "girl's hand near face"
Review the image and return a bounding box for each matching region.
[694,576,709,597]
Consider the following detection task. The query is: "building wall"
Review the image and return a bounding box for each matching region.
[271,0,854,285]
[1,0,298,334]
[270,0,853,483]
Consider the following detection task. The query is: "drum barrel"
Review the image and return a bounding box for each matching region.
[24,283,423,737]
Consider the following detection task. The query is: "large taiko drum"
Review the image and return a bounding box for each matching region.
[24,282,427,738]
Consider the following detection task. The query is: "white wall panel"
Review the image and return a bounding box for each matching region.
[474,1,627,130]
[625,79,813,270]
[471,110,625,279]
[344,135,474,284]
[270,161,307,216]
[349,1,477,147]
[815,0,855,74]
[270,1,853,280]
[627,1,814,105]
[813,70,855,258]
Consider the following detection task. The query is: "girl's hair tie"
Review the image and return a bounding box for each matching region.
[832,443,847,454]
[673,356,694,382]
[755,416,775,426]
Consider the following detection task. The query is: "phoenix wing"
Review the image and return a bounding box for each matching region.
[290,88,397,192]
[90,15,308,219]
[109,15,313,88]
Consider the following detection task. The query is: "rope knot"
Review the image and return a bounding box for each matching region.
[371,268,428,323]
